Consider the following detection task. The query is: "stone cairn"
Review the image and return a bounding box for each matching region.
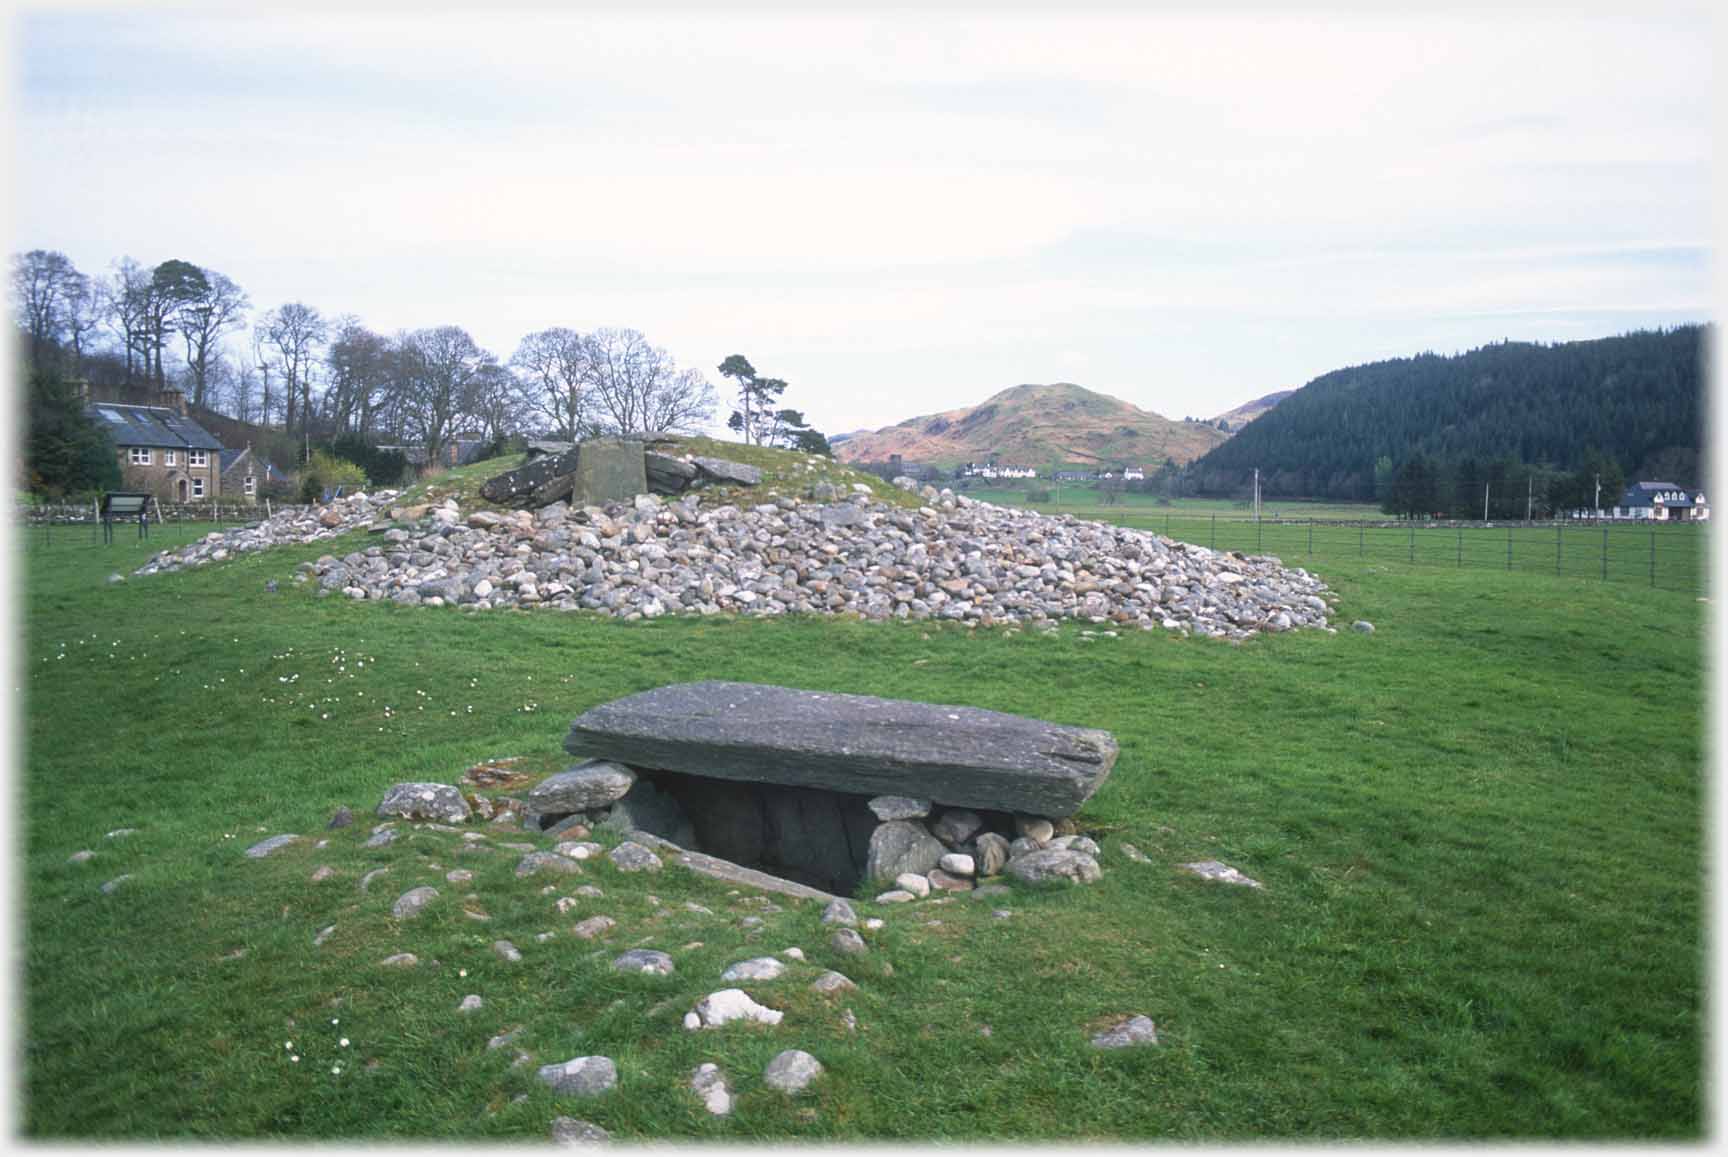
[132,438,1337,641]
[523,682,1118,899]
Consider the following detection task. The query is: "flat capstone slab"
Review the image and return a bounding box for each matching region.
[565,681,1118,818]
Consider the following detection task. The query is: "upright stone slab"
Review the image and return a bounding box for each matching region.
[479,447,582,507]
[570,439,646,506]
[564,681,1117,817]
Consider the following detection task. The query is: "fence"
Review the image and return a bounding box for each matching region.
[13,501,312,552]
[1107,512,1708,594]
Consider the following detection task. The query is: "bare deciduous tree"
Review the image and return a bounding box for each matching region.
[257,302,326,445]
[585,327,716,436]
[10,249,82,365]
[396,325,494,458]
[324,317,395,436]
[509,326,597,440]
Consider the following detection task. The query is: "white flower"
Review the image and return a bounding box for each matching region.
[339,1038,349,1047]
[290,1055,300,1063]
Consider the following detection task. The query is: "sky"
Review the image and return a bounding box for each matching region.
[8,4,1716,439]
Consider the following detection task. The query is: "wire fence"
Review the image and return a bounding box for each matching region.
[13,501,311,553]
[1106,512,1708,594]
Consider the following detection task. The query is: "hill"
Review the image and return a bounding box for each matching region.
[1187,326,1708,500]
[832,383,1228,470]
[1207,389,1293,433]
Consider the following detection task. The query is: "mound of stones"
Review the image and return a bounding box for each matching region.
[142,465,1334,641]
[525,682,1115,896]
[133,489,404,575]
[477,436,762,509]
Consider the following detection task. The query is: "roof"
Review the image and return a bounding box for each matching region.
[1621,481,1703,508]
[87,403,223,451]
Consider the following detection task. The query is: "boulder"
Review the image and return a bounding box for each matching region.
[480,446,583,508]
[645,453,699,494]
[690,457,763,486]
[537,1055,617,1097]
[763,1049,823,1094]
[866,820,945,882]
[377,782,471,824]
[528,761,637,813]
[565,682,1117,817]
[1005,848,1102,886]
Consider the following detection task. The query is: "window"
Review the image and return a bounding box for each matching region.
[128,447,152,466]
[243,475,257,496]
[192,478,206,498]
[188,449,208,467]
[163,450,178,466]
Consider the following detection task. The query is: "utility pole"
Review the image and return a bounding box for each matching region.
[1253,468,1261,522]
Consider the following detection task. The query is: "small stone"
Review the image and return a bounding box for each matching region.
[690,1062,733,1116]
[313,924,337,946]
[573,916,616,940]
[391,886,439,919]
[380,953,418,968]
[494,939,524,962]
[244,834,299,859]
[487,1026,525,1050]
[894,872,931,898]
[927,868,973,892]
[930,808,983,846]
[810,970,857,995]
[1008,836,1043,859]
[862,918,884,931]
[1118,842,1152,863]
[1091,1014,1159,1049]
[973,832,1011,876]
[517,851,584,878]
[875,890,916,903]
[1179,860,1263,888]
[686,988,783,1029]
[99,875,132,894]
[550,1117,609,1145]
[574,884,605,898]
[310,865,336,883]
[377,781,471,824]
[841,1008,858,1032]
[327,807,354,829]
[938,852,976,877]
[1352,620,1375,634]
[763,1049,823,1094]
[364,828,398,848]
[555,896,581,914]
[68,850,95,864]
[779,946,805,960]
[1014,815,1055,843]
[536,931,557,942]
[866,795,931,821]
[720,956,785,981]
[613,948,675,975]
[830,928,867,955]
[821,898,858,926]
[104,828,138,840]
[445,869,474,884]
[359,867,390,892]
[555,841,602,860]
[537,1055,617,1097]
[459,994,484,1013]
[608,841,661,872]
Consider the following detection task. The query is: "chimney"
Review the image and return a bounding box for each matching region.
[161,386,187,416]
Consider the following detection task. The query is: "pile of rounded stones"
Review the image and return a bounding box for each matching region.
[132,459,1335,644]
[132,489,404,575]
[522,681,1118,899]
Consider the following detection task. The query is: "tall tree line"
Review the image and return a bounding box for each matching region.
[1189,326,1708,501]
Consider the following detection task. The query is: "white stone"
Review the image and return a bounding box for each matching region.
[690,1063,733,1116]
[686,988,783,1029]
[763,1049,824,1094]
[938,853,976,877]
[720,956,785,982]
[894,872,931,898]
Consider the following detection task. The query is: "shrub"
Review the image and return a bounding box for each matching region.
[298,450,369,503]
[1025,487,1053,503]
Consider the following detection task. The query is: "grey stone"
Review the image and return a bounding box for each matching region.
[244,834,299,859]
[380,953,418,968]
[537,1055,618,1097]
[1179,860,1263,888]
[68,850,95,864]
[555,841,603,860]
[931,809,984,846]
[376,782,472,824]
[364,828,398,848]
[104,828,138,839]
[487,1026,525,1050]
[645,452,699,492]
[607,841,662,873]
[99,875,132,894]
[875,889,916,903]
[445,868,474,884]
[549,1116,610,1145]
[569,439,647,506]
[528,761,637,813]
[480,446,582,508]
[314,924,337,946]
[1008,836,1043,859]
[494,939,524,962]
[1091,1014,1159,1049]
[938,852,976,876]
[691,456,763,486]
[1014,815,1055,842]
[894,871,931,897]
[565,682,1118,817]
[690,1062,733,1116]
[720,956,785,982]
[830,928,867,955]
[866,820,945,882]
[973,832,1011,876]
[543,815,593,840]
[601,779,694,848]
[686,988,783,1029]
[927,868,973,892]
[359,867,390,892]
[760,783,869,892]
[311,865,337,882]
[763,1049,823,1094]
[1005,848,1102,886]
[810,970,857,995]
[1352,620,1375,634]
[327,807,354,829]
[572,915,616,939]
[613,948,675,975]
[867,795,931,821]
[821,898,858,926]
[458,994,484,1013]
[391,886,439,918]
[1118,842,1152,863]
[517,851,584,878]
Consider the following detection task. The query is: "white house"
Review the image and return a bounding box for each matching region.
[1612,481,1709,522]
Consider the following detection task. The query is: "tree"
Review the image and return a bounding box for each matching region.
[11,249,82,366]
[257,302,327,448]
[140,259,210,388]
[175,267,249,408]
[510,327,596,440]
[323,318,394,436]
[762,408,831,455]
[395,325,493,458]
[585,327,715,435]
[25,367,121,497]
[100,257,154,384]
[1384,454,1441,519]
[718,354,787,445]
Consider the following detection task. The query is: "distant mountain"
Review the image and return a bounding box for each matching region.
[832,383,1228,470]
[1207,389,1293,434]
[1187,326,1708,500]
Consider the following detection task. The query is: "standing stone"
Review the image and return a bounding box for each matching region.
[528,761,637,813]
[763,1049,824,1094]
[391,886,439,918]
[537,1055,618,1097]
[564,682,1118,817]
[866,820,944,882]
[377,782,471,823]
[569,439,647,506]
[690,1062,733,1116]
[601,780,694,848]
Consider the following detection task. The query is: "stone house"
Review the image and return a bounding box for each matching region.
[86,393,225,502]
[218,445,292,503]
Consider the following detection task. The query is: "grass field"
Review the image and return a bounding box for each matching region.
[17,466,1706,1140]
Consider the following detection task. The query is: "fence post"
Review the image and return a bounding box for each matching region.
[1257,518,1263,552]
[1359,524,1364,557]
[1408,523,1414,564]
[1307,520,1313,557]
[1507,525,1513,570]
[1601,525,1608,581]
[1556,524,1562,576]
[1457,526,1462,567]
[1210,513,1215,550]
[1650,526,1656,587]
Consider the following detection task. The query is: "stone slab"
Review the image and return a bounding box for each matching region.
[627,830,841,904]
[480,447,582,507]
[570,439,646,506]
[564,681,1117,817]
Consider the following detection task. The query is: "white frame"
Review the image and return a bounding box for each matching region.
[243,475,257,496]
[192,477,206,498]
[163,449,178,466]
[188,449,208,467]
[128,447,152,465]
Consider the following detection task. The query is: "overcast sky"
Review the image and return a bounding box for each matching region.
[11,6,1714,438]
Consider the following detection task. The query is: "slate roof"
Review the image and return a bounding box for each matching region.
[1621,481,1700,509]
[88,404,224,451]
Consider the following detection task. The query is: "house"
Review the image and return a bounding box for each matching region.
[86,392,225,503]
[219,445,291,503]
[1613,481,1710,522]
[958,462,1037,480]
[1123,465,1146,481]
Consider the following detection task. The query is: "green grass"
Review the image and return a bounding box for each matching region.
[19,491,1704,1139]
